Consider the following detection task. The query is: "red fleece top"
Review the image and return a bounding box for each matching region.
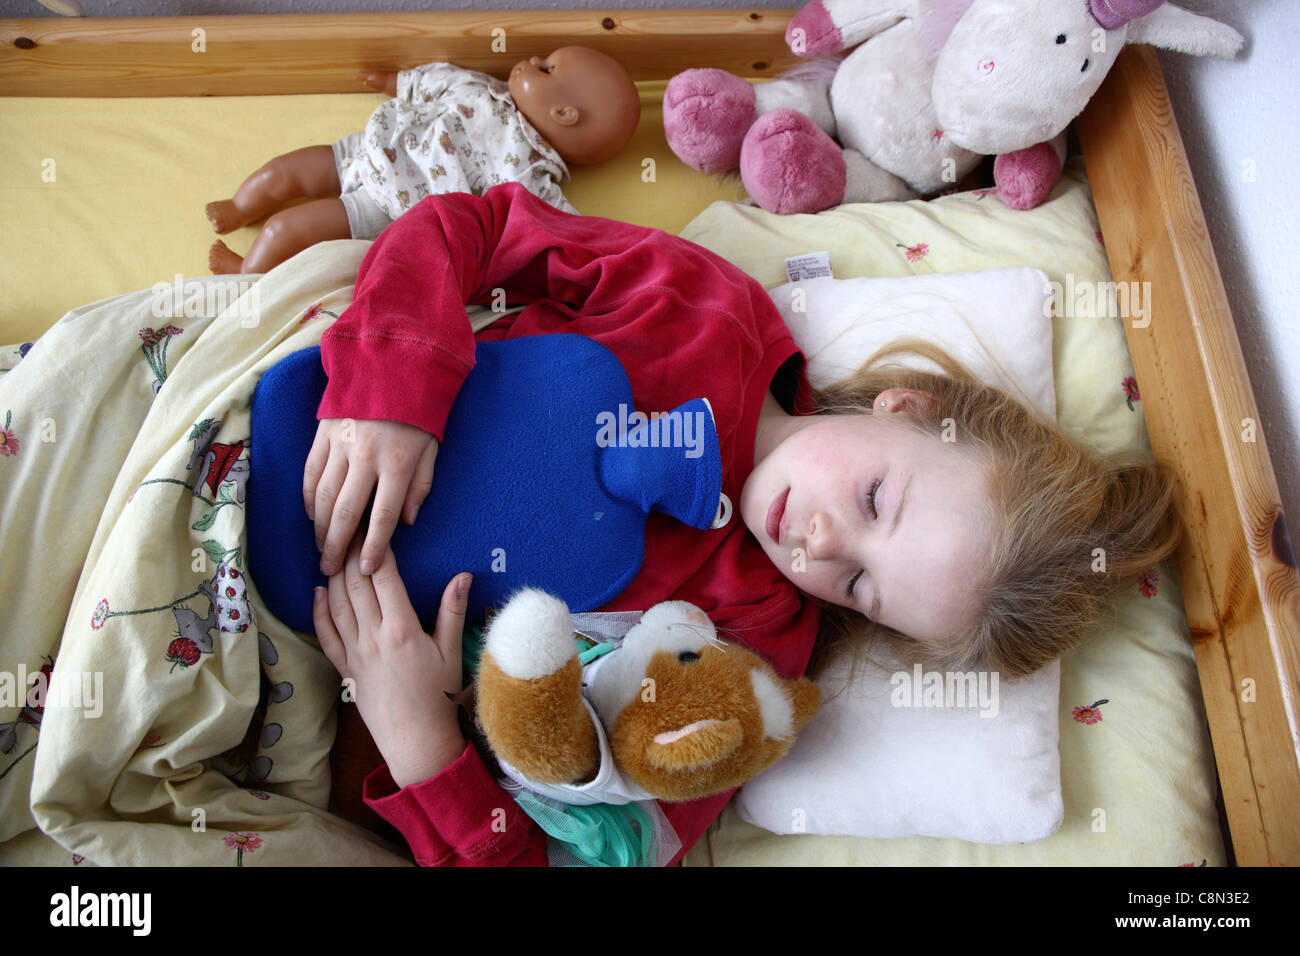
[317,182,823,866]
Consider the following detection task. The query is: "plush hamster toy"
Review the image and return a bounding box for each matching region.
[475,589,822,804]
[663,0,1243,213]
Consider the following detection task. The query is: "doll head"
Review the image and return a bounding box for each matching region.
[508,46,641,165]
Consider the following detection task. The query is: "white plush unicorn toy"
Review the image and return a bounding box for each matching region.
[663,0,1244,213]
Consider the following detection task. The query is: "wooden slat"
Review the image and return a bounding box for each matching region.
[0,9,798,96]
[1076,44,1300,866]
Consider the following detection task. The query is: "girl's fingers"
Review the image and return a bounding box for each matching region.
[432,572,472,661]
[313,447,349,553]
[361,469,406,575]
[326,561,360,648]
[312,586,348,674]
[368,545,416,622]
[319,464,375,576]
[402,438,438,525]
[342,535,382,635]
[303,425,331,521]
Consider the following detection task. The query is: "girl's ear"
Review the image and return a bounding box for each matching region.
[875,387,940,419]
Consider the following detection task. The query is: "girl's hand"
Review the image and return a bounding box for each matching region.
[303,417,438,577]
[314,535,471,788]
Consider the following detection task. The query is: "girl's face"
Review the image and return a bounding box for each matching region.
[740,388,996,647]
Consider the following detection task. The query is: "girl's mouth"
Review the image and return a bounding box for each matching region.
[766,486,790,545]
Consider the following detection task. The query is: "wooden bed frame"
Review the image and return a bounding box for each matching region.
[2,9,1296,867]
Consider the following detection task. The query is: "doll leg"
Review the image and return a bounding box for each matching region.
[206,145,341,235]
[209,198,350,275]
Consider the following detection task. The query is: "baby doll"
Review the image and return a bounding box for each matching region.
[206,47,641,275]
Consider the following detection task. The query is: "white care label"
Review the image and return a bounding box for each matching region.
[784,251,833,283]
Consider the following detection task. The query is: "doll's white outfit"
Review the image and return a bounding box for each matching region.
[332,62,577,239]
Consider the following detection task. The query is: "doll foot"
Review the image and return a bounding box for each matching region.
[206,199,247,235]
[739,108,845,214]
[663,68,757,174]
[209,239,245,275]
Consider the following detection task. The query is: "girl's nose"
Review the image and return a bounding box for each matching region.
[805,511,839,562]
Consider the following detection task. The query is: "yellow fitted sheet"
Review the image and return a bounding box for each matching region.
[0,80,745,346]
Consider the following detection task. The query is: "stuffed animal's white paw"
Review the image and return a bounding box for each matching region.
[483,587,576,681]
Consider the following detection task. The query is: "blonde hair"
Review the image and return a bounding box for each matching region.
[806,337,1181,682]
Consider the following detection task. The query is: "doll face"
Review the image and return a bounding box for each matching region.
[740,389,997,648]
[508,46,641,165]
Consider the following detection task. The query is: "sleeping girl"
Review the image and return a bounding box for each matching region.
[205,47,640,276]
[306,181,1181,865]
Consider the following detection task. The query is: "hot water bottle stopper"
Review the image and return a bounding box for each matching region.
[247,333,723,633]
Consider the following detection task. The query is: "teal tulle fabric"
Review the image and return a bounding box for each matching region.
[513,789,658,867]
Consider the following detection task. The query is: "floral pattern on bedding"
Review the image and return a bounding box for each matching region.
[1072,699,1109,724]
[1122,375,1141,411]
[0,244,415,865]
[0,410,17,457]
[138,324,184,395]
[897,241,931,263]
[1139,568,1159,597]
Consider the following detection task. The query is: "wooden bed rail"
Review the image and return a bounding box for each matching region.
[0,10,799,96]
[1077,45,1300,867]
[1,10,1296,867]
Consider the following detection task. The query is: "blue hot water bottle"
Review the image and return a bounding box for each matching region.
[247,334,723,633]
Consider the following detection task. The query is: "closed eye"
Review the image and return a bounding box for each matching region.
[846,478,881,600]
[866,478,881,520]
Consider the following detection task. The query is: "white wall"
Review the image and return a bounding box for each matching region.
[9,0,1297,547]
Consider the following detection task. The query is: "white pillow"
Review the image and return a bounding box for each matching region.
[735,266,1065,843]
[770,268,1056,423]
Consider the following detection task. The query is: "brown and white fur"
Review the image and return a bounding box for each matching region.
[476,589,821,803]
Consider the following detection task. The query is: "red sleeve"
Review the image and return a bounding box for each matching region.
[316,190,484,441]
[361,741,548,867]
[317,180,742,442]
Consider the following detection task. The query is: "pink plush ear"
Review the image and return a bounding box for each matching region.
[1090,0,1166,30]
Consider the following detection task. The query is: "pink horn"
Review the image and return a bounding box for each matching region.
[1090,0,1165,30]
